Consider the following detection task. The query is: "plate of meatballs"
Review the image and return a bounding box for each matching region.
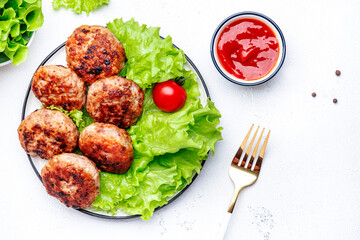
[18,25,209,218]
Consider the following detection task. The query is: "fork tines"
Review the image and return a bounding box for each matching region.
[232,124,270,172]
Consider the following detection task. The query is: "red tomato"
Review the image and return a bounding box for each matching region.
[152,80,187,112]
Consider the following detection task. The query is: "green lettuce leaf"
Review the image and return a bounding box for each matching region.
[90,18,223,220]
[0,0,9,8]
[107,18,188,89]
[52,0,109,15]
[0,0,44,65]
[45,105,94,133]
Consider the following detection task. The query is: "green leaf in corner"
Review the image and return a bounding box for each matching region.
[0,0,44,65]
[52,0,110,15]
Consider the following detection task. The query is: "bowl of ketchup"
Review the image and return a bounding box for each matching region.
[211,12,286,86]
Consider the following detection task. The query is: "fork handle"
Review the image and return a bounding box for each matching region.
[216,211,232,240]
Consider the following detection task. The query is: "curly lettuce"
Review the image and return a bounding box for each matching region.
[88,19,223,220]
[52,0,109,15]
[107,18,188,89]
[0,0,44,65]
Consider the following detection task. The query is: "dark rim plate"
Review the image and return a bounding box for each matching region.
[21,41,210,219]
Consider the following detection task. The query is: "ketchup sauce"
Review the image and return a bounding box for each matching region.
[216,18,279,81]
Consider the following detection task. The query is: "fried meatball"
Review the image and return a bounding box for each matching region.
[86,76,144,128]
[31,65,86,111]
[66,25,126,85]
[17,109,78,159]
[41,153,100,208]
[79,123,133,174]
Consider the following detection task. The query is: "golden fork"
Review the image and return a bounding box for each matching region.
[217,124,271,239]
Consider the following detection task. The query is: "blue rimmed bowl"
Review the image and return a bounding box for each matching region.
[210,11,286,86]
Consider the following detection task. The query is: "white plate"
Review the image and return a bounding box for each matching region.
[21,42,210,219]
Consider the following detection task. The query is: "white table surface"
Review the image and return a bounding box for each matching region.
[1,0,360,239]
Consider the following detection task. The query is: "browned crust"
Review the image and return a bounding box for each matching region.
[66,25,126,85]
[31,65,86,111]
[17,109,79,159]
[41,153,100,208]
[86,76,144,129]
[79,123,133,174]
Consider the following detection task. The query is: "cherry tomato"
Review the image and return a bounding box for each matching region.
[152,80,187,112]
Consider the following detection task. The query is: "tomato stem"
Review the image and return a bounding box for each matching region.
[173,76,189,86]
